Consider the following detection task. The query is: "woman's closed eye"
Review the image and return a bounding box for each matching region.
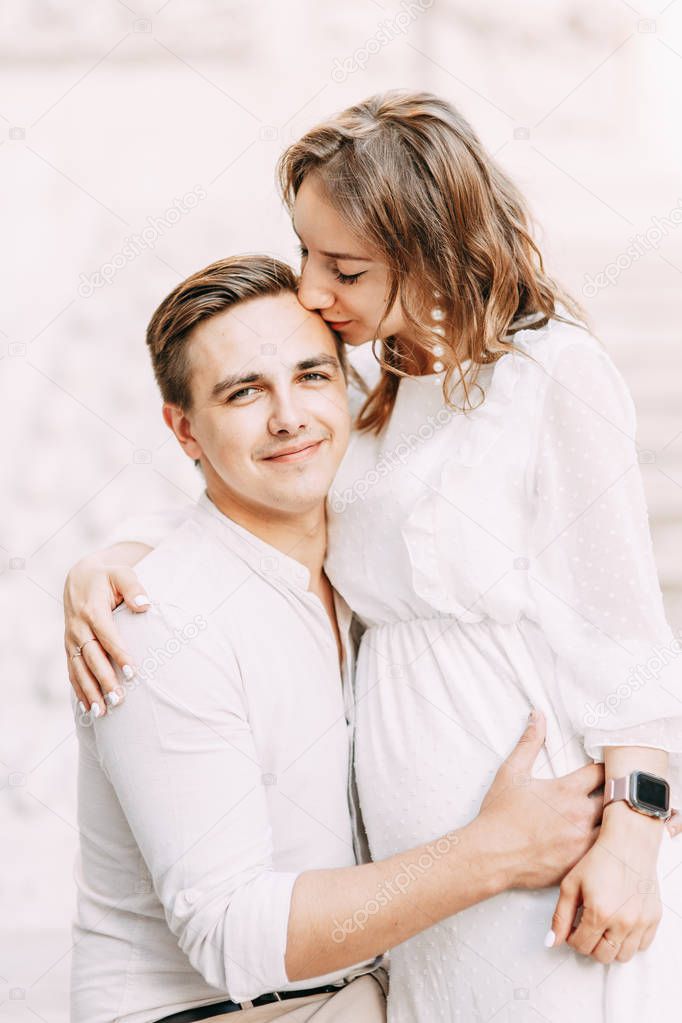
[333,268,364,286]
[297,243,365,286]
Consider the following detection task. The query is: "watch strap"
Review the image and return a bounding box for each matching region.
[604,775,630,807]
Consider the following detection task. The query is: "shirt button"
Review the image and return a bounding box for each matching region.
[183,889,198,905]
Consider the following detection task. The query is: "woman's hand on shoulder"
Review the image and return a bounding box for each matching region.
[64,546,151,718]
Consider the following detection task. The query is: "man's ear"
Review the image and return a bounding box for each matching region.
[162,404,203,461]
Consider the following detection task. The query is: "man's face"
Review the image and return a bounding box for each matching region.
[168,290,351,519]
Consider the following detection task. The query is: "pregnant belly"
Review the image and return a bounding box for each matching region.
[354,618,682,1023]
[354,616,580,858]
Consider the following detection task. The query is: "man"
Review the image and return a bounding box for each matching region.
[70,256,605,1023]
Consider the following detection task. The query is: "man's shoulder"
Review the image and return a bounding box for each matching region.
[118,509,255,621]
[110,516,244,679]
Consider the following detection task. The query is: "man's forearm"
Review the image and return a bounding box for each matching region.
[284,815,506,980]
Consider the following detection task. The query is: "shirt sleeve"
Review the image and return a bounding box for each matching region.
[103,503,196,549]
[91,601,299,1001]
[528,339,682,777]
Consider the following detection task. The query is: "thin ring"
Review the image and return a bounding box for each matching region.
[71,637,97,659]
[603,935,620,952]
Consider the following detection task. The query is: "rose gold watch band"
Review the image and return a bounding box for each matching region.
[604,773,674,820]
[604,776,629,806]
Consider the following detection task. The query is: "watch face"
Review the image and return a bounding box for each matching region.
[632,772,670,813]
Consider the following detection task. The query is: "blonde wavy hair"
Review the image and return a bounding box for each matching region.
[278,90,585,434]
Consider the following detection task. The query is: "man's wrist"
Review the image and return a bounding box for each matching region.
[463,816,513,898]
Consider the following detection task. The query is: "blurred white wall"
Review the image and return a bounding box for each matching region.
[2,1,682,1019]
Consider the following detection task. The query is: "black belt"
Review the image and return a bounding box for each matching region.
[153,981,348,1022]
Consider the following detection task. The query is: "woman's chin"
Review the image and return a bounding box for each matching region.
[343,328,373,347]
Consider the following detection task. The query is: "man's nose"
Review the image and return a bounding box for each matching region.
[268,389,310,435]
[298,263,334,312]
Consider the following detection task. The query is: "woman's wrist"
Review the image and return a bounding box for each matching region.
[601,748,669,848]
[600,800,664,859]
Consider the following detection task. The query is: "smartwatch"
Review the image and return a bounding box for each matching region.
[603,771,672,822]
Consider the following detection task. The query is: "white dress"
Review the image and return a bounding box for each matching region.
[324,318,682,1022]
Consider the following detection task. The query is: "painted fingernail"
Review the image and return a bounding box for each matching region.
[133,595,151,607]
[105,691,121,708]
[91,702,102,719]
[122,665,135,680]
[544,930,556,948]
[78,701,87,716]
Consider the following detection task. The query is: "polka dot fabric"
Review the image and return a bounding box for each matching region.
[325,316,682,1022]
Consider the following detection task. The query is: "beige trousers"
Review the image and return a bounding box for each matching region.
[207,971,387,1023]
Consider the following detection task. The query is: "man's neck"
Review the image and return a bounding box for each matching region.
[204,486,328,588]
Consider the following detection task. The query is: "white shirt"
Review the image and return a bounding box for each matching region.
[71,491,372,1023]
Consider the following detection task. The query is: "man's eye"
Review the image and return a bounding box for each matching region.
[227,386,259,402]
[301,372,331,382]
[298,243,308,260]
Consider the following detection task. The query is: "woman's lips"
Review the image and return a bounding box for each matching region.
[325,319,352,331]
[263,440,325,464]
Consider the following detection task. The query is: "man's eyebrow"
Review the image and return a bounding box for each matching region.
[295,354,341,372]
[210,354,340,400]
[210,371,262,400]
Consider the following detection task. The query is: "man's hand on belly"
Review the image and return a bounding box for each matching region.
[476,710,605,892]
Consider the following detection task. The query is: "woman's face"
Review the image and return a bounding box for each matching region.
[292,174,408,347]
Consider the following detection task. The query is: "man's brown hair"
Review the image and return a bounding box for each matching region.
[146,254,346,411]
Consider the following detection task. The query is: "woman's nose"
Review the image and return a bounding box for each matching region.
[298,265,334,312]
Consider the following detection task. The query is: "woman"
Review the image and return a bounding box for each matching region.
[65,92,682,1021]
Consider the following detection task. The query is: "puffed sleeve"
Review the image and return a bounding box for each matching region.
[528,339,682,779]
[104,501,196,549]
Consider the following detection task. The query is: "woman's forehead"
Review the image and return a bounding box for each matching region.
[293,176,366,254]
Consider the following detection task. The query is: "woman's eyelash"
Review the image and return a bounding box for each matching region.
[334,269,363,285]
[297,243,364,285]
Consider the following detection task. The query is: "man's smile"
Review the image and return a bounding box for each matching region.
[261,439,326,463]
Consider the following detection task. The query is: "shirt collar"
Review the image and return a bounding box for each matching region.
[190,490,314,593]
